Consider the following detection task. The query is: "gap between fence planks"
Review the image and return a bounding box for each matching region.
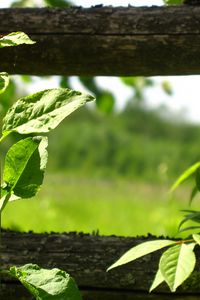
[0,6,200,76]
[1,231,200,299]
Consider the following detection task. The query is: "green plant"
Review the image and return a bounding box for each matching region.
[107,1,200,290]
[0,32,94,299]
[107,162,200,292]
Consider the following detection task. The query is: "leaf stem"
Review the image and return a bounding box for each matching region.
[175,239,194,244]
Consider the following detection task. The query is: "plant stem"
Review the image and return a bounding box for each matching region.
[0,158,2,292]
[175,239,194,244]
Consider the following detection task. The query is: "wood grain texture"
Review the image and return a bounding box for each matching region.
[1,231,200,299]
[0,6,200,76]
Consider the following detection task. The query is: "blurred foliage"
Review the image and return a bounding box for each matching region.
[163,0,183,4]
[11,0,72,7]
[46,103,200,183]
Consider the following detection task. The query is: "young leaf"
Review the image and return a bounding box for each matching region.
[149,269,165,292]
[0,72,9,94]
[171,162,200,191]
[3,136,48,199]
[2,88,95,139]
[0,32,35,48]
[192,233,200,245]
[9,264,82,300]
[107,240,176,271]
[159,243,196,292]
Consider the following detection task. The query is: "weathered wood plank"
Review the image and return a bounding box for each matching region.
[1,231,200,299]
[1,284,200,300]
[1,6,200,76]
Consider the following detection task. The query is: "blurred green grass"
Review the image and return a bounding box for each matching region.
[2,172,199,238]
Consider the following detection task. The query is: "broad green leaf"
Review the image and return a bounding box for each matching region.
[9,264,82,300]
[171,162,200,192]
[2,88,95,139]
[0,72,9,94]
[192,234,200,245]
[159,243,196,292]
[3,136,48,198]
[0,32,35,48]
[107,240,175,271]
[149,269,164,292]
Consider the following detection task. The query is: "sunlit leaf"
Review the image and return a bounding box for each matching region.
[0,73,9,95]
[9,264,82,300]
[149,269,164,292]
[192,234,200,245]
[107,240,175,271]
[3,136,48,199]
[0,191,11,213]
[2,88,95,139]
[159,243,196,292]
[0,32,35,48]
[171,162,200,192]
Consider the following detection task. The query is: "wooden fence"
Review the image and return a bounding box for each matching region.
[1,5,200,299]
[0,6,200,76]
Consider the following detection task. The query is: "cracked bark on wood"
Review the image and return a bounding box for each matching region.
[1,231,200,299]
[0,6,200,76]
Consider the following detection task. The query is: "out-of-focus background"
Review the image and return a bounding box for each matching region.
[1,0,200,238]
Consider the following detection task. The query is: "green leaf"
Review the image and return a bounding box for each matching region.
[44,0,72,8]
[192,234,200,245]
[171,162,200,192]
[0,72,9,94]
[179,210,200,231]
[196,167,200,191]
[2,88,95,139]
[0,32,35,48]
[164,0,183,4]
[149,269,164,292]
[3,136,48,199]
[159,243,196,292]
[107,240,176,271]
[0,192,11,213]
[179,226,200,233]
[189,186,198,206]
[9,264,82,300]
[96,92,115,114]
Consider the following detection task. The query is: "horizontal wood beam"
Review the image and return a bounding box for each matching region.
[1,6,200,76]
[1,231,200,299]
